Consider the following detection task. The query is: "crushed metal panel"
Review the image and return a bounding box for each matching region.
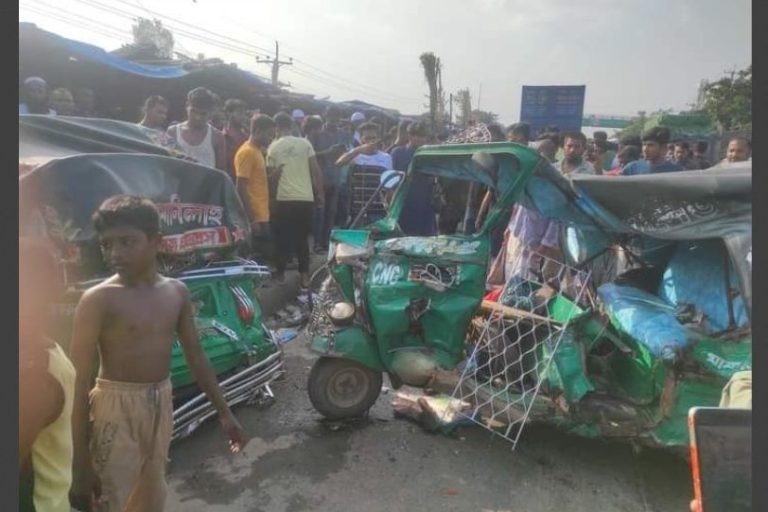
[447,251,591,448]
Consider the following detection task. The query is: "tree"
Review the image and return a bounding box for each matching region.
[420,52,440,134]
[455,88,472,128]
[471,110,498,125]
[131,18,174,60]
[701,65,751,132]
[617,110,648,139]
[436,58,446,127]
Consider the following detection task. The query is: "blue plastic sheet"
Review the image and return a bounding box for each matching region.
[21,22,188,79]
[598,283,691,361]
[659,240,748,333]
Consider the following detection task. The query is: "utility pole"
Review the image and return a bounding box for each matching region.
[256,41,293,87]
[476,83,482,112]
[449,92,453,127]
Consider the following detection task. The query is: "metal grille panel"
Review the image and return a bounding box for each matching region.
[448,250,591,448]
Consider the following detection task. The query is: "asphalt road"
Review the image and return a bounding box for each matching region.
[166,336,692,512]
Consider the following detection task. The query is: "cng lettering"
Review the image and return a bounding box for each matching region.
[371,262,403,286]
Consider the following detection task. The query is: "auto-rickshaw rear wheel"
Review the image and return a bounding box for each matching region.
[308,357,383,420]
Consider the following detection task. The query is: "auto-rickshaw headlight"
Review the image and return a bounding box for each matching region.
[328,301,355,326]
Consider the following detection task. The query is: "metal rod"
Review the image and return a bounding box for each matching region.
[173,352,282,416]
[173,359,283,423]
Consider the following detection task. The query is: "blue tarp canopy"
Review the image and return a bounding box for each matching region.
[19,22,187,79]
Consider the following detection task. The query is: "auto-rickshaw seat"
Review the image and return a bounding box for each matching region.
[598,238,749,360]
[657,239,748,333]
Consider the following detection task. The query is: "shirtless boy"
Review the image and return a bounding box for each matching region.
[69,196,248,512]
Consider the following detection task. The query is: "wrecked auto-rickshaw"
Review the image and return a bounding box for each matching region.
[19,115,284,441]
[307,142,544,418]
[307,141,751,452]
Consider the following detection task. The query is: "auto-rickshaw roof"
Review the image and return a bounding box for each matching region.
[19,152,250,245]
[19,114,174,167]
[402,143,751,317]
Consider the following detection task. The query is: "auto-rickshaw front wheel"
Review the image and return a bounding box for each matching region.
[308,357,383,420]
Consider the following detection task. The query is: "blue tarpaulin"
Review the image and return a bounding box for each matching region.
[20,22,188,79]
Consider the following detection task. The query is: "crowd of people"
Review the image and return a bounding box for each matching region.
[19,71,754,512]
[20,75,754,288]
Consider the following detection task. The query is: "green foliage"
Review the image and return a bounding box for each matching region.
[702,65,751,131]
[131,18,175,60]
[616,116,645,139]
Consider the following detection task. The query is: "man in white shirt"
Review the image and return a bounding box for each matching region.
[167,88,226,170]
[336,122,393,224]
[336,122,393,170]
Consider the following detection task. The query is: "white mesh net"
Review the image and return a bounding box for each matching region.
[448,250,592,448]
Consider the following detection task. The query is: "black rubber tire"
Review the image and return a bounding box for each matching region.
[308,357,383,420]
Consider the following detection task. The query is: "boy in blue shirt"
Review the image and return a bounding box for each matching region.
[622,127,684,175]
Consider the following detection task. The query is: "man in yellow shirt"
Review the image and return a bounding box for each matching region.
[235,115,276,264]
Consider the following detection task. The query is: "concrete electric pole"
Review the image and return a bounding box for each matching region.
[256,41,293,87]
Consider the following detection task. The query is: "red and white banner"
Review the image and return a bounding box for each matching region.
[160,227,232,254]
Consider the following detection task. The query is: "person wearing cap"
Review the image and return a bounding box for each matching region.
[19,77,55,115]
[621,127,685,175]
[350,112,366,145]
[167,87,226,170]
[292,109,305,136]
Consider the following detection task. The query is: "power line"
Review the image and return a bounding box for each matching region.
[20,4,133,44]
[23,1,131,38]
[75,0,261,53]
[214,11,422,103]
[24,2,385,103]
[36,0,423,109]
[72,0,280,77]
[80,0,420,104]
[284,66,422,109]
[106,0,275,54]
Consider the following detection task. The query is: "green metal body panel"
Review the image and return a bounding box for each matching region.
[312,143,545,378]
[170,274,274,388]
[364,237,489,372]
[308,142,751,449]
[648,378,723,447]
[520,292,750,448]
[310,328,386,372]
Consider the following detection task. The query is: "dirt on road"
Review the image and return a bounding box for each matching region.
[166,337,692,512]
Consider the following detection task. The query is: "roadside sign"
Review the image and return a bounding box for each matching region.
[520,85,586,136]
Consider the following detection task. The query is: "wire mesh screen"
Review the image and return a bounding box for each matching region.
[349,165,387,220]
[448,250,591,448]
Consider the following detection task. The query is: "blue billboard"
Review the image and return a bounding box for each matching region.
[519,85,586,136]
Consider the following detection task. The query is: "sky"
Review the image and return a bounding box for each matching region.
[19,0,751,125]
